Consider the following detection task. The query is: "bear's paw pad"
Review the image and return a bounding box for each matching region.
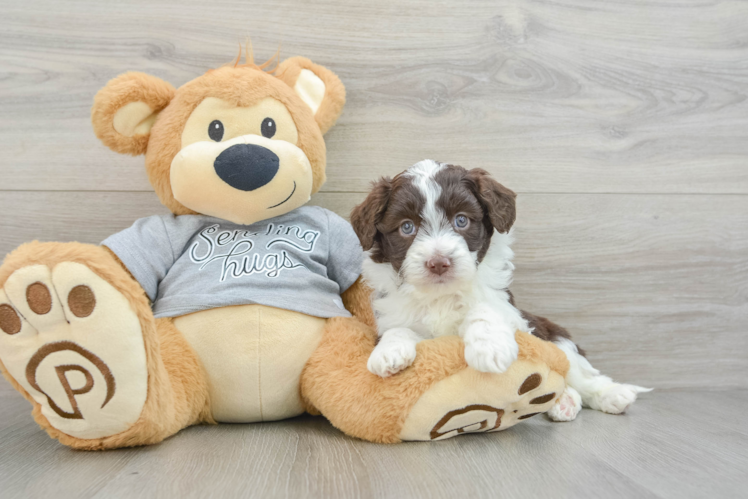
[0,263,147,439]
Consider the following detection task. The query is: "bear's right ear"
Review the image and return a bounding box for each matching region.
[275,57,345,135]
[91,72,176,156]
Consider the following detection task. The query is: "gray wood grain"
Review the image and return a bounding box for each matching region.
[0,191,745,391]
[1,2,748,495]
[0,385,746,498]
[0,0,747,193]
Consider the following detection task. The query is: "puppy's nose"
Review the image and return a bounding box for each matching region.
[214,143,280,191]
[426,256,451,276]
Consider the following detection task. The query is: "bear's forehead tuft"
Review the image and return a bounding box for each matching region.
[175,66,298,110]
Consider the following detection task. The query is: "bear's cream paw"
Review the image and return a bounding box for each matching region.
[547,386,582,422]
[0,262,148,439]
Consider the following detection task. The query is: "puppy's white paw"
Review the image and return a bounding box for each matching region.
[464,331,518,374]
[592,383,652,414]
[547,386,582,422]
[367,340,416,378]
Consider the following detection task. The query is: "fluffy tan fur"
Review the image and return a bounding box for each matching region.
[340,277,376,329]
[91,72,176,156]
[92,60,345,216]
[275,56,346,135]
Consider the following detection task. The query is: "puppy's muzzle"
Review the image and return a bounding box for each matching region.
[214,143,280,191]
[426,256,451,276]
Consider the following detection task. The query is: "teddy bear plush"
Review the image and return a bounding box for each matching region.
[0,52,568,449]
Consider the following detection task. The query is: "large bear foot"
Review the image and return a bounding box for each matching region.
[0,243,213,449]
[399,351,566,441]
[0,261,148,440]
[302,318,571,443]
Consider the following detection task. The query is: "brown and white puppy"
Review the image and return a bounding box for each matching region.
[351,160,651,421]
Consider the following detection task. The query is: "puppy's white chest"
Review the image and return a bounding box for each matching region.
[411,297,469,339]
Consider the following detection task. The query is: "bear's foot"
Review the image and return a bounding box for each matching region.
[0,262,148,440]
[400,361,566,441]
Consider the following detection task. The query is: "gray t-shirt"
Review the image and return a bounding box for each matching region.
[102,206,363,319]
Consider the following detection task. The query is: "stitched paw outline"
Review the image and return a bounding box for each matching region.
[0,262,148,439]
[25,341,116,420]
[428,373,560,440]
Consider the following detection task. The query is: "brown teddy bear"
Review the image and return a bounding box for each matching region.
[0,52,568,449]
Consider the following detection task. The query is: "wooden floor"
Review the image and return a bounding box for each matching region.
[1,0,747,497]
[0,383,745,498]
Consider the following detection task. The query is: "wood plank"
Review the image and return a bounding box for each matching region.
[0,386,745,497]
[0,191,745,390]
[0,390,137,497]
[545,390,748,498]
[1,0,747,193]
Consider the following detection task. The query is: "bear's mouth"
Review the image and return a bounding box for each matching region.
[267,181,297,209]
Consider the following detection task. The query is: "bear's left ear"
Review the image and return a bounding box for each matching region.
[276,56,346,135]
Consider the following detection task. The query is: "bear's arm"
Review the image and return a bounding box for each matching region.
[100,215,183,302]
[341,277,376,329]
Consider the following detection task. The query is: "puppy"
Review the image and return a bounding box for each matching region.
[350,160,651,421]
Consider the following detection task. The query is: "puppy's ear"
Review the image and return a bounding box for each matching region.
[91,72,176,156]
[275,56,346,135]
[350,177,392,251]
[465,168,517,233]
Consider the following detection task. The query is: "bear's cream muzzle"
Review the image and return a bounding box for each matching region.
[171,134,313,225]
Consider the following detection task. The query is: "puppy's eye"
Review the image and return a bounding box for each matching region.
[454,214,469,229]
[400,220,416,236]
[208,120,224,142]
[261,117,276,138]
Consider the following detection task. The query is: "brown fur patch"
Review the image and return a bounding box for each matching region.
[434,165,494,261]
[350,174,426,271]
[350,176,393,251]
[464,168,516,233]
[520,308,587,357]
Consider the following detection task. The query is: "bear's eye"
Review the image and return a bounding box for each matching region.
[261,117,276,139]
[208,120,224,142]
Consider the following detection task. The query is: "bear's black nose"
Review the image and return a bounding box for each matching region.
[213,143,280,191]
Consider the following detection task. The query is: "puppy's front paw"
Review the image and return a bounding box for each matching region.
[367,340,416,378]
[464,333,518,374]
